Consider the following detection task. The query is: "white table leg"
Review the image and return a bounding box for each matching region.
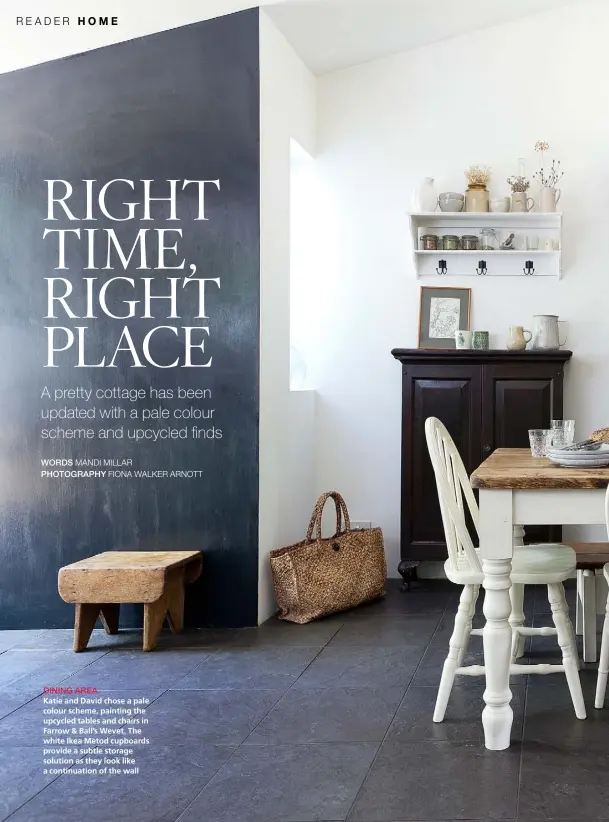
[512,525,525,547]
[479,489,514,751]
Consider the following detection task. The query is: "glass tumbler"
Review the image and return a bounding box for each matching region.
[551,420,575,449]
[529,429,553,457]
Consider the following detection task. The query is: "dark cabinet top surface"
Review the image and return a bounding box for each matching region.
[392,348,573,366]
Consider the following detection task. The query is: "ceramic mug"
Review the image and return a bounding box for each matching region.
[455,329,473,349]
[542,237,555,251]
[472,331,490,350]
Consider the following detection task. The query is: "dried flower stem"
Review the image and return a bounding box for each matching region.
[534,140,563,188]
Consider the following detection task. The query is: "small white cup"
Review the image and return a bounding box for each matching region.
[455,330,473,349]
[542,237,555,251]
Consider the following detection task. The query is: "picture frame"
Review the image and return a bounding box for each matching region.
[418,286,471,349]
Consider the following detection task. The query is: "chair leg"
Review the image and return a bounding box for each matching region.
[434,584,476,723]
[547,583,586,720]
[581,570,598,663]
[509,583,526,660]
[457,584,480,667]
[595,593,609,709]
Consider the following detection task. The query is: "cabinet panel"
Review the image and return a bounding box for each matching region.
[483,363,564,543]
[401,365,482,561]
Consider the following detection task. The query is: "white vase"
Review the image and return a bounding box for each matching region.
[539,186,561,212]
[413,177,437,212]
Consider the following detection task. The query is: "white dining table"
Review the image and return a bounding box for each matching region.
[471,447,609,750]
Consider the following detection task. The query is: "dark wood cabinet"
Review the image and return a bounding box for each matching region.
[392,349,572,561]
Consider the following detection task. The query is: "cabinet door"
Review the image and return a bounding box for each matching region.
[401,365,482,561]
[482,362,564,542]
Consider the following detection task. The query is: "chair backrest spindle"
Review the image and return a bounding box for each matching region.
[425,416,482,574]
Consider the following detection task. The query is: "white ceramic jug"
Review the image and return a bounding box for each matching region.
[413,177,437,212]
[530,314,567,350]
[506,326,532,351]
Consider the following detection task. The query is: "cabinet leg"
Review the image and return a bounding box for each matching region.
[397,560,420,592]
[482,558,513,751]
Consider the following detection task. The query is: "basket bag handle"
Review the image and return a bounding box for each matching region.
[305,492,352,543]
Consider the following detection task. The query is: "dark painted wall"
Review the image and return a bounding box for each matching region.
[0,10,260,628]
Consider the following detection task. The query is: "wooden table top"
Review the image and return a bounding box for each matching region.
[471,448,609,490]
[60,551,202,572]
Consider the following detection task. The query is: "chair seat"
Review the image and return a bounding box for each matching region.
[444,543,576,585]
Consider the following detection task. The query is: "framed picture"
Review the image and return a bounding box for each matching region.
[418,286,471,349]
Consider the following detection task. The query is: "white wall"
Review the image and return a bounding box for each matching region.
[258,11,316,621]
[312,0,609,575]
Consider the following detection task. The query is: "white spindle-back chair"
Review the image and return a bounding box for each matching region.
[425,416,586,723]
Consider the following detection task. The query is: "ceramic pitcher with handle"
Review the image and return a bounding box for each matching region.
[530,314,567,350]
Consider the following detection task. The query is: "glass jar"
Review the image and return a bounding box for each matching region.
[479,228,498,250]
[461,235,478,250]
[420,234,439,250]
[442,235,460,251]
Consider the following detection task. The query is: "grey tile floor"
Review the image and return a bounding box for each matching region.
[0,579,608,822]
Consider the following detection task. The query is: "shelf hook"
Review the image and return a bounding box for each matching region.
[524,260,535,276]
[436,259,447,275]
[476,260,487,276]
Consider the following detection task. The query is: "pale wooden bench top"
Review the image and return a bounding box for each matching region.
[471,448,609,490]
[61,551,201,572]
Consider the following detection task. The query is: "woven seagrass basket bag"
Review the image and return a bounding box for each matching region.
[270,491,386,624]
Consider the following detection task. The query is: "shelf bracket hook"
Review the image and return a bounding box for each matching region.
[436,259,447,275]
[476,260,487,276]
[524,260,535,276]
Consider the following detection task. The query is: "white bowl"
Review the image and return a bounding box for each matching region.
[490,198,510,213]
[438,194,464,213]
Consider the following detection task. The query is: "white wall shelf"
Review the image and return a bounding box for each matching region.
[408,211,563,278]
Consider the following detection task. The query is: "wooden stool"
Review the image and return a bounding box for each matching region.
[58,551,203,652]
